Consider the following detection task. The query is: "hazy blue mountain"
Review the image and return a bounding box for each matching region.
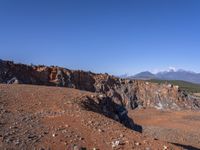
[131,70,200,84]
[156,70,200,84]
[130,71,156,80]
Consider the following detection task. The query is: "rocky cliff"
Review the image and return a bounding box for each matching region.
[0,60,199,111]
[1,60,200,130]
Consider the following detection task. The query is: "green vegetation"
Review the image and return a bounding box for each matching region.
[148,79,200,93]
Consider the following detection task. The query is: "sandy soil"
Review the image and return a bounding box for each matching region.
[130,108,200,150]
[194,93,200,97]
[0,84,180,150]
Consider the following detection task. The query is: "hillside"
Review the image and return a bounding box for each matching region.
[0,84,180,150]
[1,60,200,111]
[1,60,200,149]
[130,71,156,80]
[148,79,200,93]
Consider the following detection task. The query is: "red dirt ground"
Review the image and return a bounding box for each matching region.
[0,84,181,150]
[130,108,200,150]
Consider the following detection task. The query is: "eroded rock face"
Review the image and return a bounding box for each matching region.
[1,60,200,130]
[92,74,200,110]
[0,60,200,111]
[80,94,135,130]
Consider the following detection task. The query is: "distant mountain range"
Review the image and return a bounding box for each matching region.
[124,69,200,84]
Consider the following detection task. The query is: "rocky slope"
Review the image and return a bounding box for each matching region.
[0,84,181,150]
[0,60,199,149]
[1,60,199,111]
[1,60,200,130]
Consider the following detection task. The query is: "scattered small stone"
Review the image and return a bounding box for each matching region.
[73,145,79,150]
[14,139,20,145]
[75,134,80,139]
[62,130,67,133]
[112,140,120,148]
[135,142,141,146]
[98,94,104,98]
[120,134,124,138]
[125,140,129,143]
[79,137,84,140]
[88,121,93,124]
[98,129,103,132]
[52,133,57,137]
[163,145,168,150]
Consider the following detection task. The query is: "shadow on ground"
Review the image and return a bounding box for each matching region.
[172,142,200,150]
[80,96,143,133]
[133,123,143,133]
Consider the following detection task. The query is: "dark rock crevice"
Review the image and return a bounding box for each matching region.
[80,95,136,130]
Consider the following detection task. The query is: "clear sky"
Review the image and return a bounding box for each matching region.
[0,0,200,75]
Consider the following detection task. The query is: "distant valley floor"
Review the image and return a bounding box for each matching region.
[130,108,200,150]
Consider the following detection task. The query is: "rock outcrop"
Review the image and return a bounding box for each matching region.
[1,60,200,130]
[0,60,199,111]
[93,75,200,110]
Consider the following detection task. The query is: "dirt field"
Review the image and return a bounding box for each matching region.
[0,84,180,150]
[130,109,200,150]
[194,93,200,97]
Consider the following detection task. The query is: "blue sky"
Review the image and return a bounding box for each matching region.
[0,0,200,75]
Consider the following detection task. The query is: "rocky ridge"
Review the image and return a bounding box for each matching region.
[1,60,199,110]
[0,60,200,129]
